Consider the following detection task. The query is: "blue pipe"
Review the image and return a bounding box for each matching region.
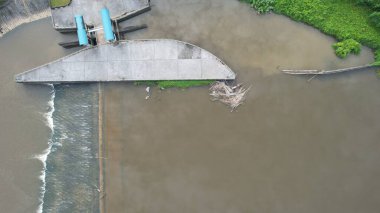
[75,15,88,46]
[101,8,115,42]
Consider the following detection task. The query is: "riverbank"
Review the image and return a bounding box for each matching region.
[242,0,380,64]
[0,0,50,37]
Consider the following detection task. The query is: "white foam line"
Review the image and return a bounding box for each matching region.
[33,84,55,213]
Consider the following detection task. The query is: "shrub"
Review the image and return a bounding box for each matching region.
[241,0,275,14]
[50,0,71,9]
[332,39,361,58]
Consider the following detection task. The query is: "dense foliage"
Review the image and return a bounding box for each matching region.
[356,0,380,10]
[50,0,71,8]
[332,39,361,58]
[240,0,275,14]
[369,11,380,27]
[135,80,214,89]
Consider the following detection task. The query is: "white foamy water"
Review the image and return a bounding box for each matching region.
[34,84,55,213]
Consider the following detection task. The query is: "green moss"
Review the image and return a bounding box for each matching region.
[50,0,71,8]
[332,39,361,58]
[134,80,214,89]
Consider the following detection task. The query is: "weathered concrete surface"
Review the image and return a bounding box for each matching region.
[51,0,148,30]
[0,0,50,37]
[15,39,236,83]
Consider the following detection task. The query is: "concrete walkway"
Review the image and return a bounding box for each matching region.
[15,39,236,83]
[51,0,148,30]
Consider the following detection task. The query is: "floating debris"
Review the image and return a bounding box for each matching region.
[209,81,251,111]
[145,86,151,100]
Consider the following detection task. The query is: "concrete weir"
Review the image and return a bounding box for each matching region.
[15,39,236,83]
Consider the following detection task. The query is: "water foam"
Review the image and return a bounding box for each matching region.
[34,84,55,213]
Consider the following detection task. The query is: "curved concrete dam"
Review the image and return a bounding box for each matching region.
[15,39,236,83]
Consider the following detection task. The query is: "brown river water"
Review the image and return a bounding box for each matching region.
[1,0,380,212]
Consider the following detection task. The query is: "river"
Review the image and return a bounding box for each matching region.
[0,0,379,212]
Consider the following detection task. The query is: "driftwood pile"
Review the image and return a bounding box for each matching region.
[209,81,251,111]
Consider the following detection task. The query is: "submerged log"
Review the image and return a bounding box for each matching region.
[282,64,377,75]
[119,24,147,34]
[58,40,80,48]
[115,5,151,23]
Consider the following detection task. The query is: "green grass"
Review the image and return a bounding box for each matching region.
[273,0,380,62]
[50,0,71,8]
[134,80,215,89]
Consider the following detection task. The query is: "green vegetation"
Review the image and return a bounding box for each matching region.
[369,11,380,27]
[241,0,275,14]
[50,0,71,8]
[332,39,361,58]
[0,0,6,7]
[134,80,214,89]
[241,0,380,64]
[373,49,380,65]
[377,70,380,76]
[356,0,380,10]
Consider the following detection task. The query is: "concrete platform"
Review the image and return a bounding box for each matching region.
[51,0,148,30]
[15,39,236,83]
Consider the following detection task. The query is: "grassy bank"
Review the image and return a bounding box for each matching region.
[135,80,215,89]
[50,0,71,8]
[242,0,380,64]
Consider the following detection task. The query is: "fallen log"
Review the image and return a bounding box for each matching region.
[282,64,377,75]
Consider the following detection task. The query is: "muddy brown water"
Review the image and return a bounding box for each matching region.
[104,0,380,213]
[0,0,379,212]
